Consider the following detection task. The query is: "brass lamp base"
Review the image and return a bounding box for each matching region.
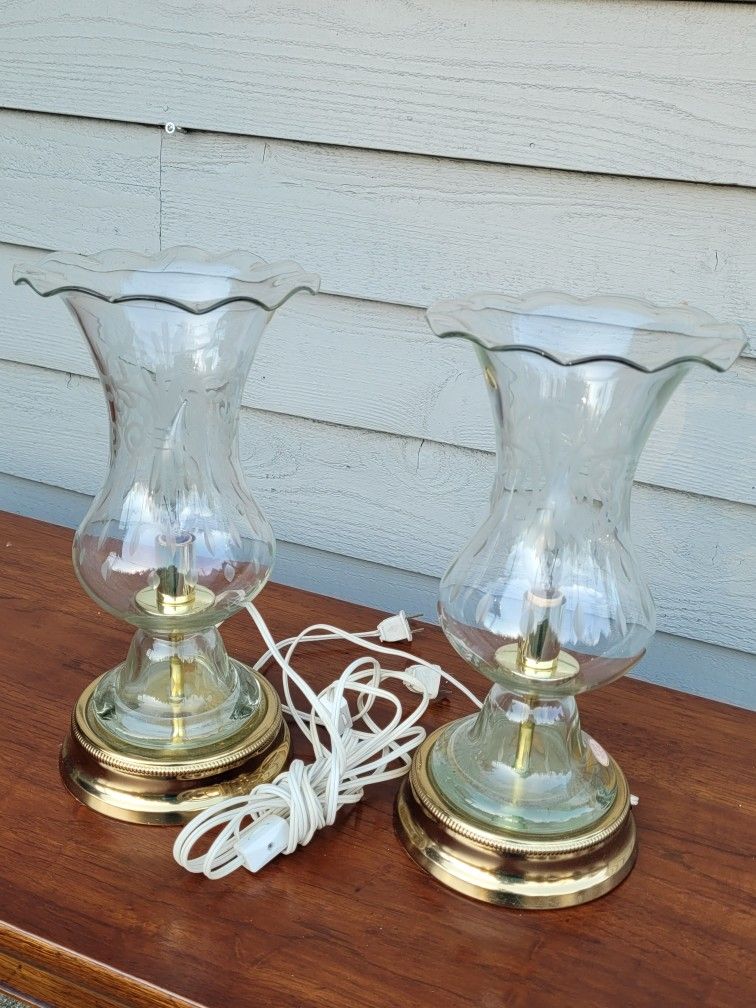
[394,727,637,909]
[60,671,289,825]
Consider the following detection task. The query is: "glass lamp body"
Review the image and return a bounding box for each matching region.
[14,248,320,819]
[397,292,744,904]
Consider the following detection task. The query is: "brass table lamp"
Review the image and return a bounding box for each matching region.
[14,248,320,824]
[395,291,745,907]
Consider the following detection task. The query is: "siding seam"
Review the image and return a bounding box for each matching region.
[158,128,164,250]
[1,106,754,193]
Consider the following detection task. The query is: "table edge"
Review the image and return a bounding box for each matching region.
[0,922,206,1008]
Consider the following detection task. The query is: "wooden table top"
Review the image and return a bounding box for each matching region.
[0,511,753,1008]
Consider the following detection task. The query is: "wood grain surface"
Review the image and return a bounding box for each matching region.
[0,511,753,1008]
[0,112,159,252]
[1,1,754,184]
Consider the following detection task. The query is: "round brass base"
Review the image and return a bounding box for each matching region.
[60,671,290,825]
[394,727,637,909]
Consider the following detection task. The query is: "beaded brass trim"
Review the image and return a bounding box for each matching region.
[72,673,283,778]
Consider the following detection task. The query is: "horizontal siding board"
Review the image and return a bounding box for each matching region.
[0,111,160,251]
[0,361,752,652]
[0,471,753,709]
[159,131,756,354]
[2,243,754,507]
[1,1,754,184]
[3,115,753,356]
[629,634,755,712]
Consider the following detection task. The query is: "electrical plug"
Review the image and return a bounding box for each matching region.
[377,611,413,642]
[405,663,442,699]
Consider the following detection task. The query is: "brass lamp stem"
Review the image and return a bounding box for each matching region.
[514,700,535,773]
[512,587,564,773]
[169,633,186,744]
[155,533,198,746]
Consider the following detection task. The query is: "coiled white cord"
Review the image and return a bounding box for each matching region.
[173,603,481,879]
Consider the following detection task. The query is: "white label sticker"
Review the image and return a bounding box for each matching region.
[588,736,610,767]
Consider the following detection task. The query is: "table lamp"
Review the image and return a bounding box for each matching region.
[395,291,744,907]
[14,248,320,824]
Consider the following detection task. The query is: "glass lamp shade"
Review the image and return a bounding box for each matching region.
[14,248,320,821]
[396,291,745,905]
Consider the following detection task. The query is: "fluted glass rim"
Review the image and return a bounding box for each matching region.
[13,246,321,314]
[426,290,746,373]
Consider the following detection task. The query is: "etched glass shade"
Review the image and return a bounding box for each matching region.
[424,292,745,837]
[14,248,320,755]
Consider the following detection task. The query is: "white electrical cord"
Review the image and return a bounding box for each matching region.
[173,604,481,879]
